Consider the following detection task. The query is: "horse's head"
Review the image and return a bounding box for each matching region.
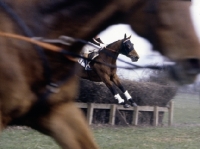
[121,34,139,62]
[128,0,200,84]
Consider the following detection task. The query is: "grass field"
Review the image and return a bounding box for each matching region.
[164,93,200,125]
[1,93,200,149]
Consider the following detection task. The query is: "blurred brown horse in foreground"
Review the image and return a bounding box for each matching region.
[0,0,200,149]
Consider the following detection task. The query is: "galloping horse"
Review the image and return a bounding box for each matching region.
[79,34,139,108]
[0,0,200,149]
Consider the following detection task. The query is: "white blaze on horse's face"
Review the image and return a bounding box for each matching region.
[123,39,139,62]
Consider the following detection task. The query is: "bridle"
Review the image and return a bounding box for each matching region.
[120,39,134,56]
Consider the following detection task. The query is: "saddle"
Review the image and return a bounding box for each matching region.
[88,51,99,60]
[87,37,104,61]
[82,51,99,70]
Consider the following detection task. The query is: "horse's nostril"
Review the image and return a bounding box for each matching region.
[184,58,200,74]
[135,56,139,60]
[130,55,139,61]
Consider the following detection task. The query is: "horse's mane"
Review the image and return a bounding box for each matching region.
[106,39,122,49]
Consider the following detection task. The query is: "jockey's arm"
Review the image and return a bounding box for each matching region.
[81,41,105,58]
[100,43,106,48]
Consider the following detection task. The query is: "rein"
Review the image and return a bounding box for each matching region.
[0,32,77,62]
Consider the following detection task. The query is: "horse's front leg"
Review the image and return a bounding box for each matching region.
[96,72,130,108]
[112,74,137,107]
[34,102,99,149]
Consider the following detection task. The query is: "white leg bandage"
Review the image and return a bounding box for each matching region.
[124,90,132,100]
[114,94,124,103]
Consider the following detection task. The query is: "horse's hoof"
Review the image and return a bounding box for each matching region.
[128,99,138,107]
[131,102,138,107]
[119,102,130,108]
[123,103,130,108]
[124,103,130,108]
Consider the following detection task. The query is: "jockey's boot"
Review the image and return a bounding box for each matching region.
[128,99,137,107]
[84,60,92,70]
[85,64,92,70]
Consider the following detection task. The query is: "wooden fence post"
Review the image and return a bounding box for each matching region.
[87,103,94,125]
[109,104,117,125]
[168,101,174,126]
[153,106,159,126]
[132,106,139,126]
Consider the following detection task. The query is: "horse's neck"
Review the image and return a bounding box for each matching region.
[106,41,121,53]
[99,41,121,63]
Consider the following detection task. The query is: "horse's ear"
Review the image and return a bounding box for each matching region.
[128,35,131,39]
[124,34,127,39]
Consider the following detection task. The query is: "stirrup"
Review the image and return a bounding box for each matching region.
[85,65,92,70]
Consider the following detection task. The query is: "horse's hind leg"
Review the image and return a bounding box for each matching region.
[36,102,99,149]
[112,74,137,107]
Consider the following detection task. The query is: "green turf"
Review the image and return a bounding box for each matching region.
[1,93,200,149]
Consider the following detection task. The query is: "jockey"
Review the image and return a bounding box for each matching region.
[81,37,105,70]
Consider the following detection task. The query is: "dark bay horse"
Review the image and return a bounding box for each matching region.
[0,0,200,149]
[79,34,139,108]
